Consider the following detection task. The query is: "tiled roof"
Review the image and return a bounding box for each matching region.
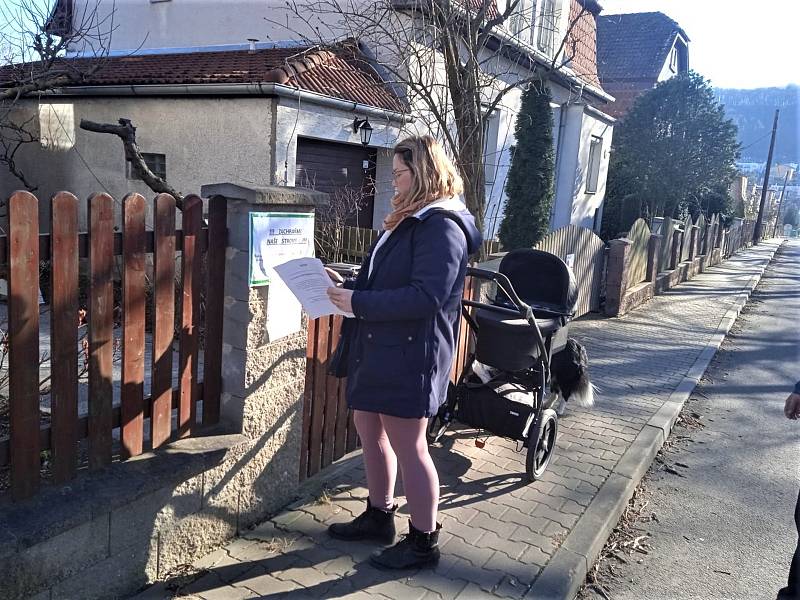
[596,12,688,84]
[0,42,406,114]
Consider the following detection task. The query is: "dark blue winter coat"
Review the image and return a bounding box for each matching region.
[343,206,483,418]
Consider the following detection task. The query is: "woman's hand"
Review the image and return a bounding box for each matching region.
[327,287,354,314]
[324,267,345,286]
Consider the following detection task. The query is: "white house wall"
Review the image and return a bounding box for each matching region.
[0,96,275,229]
[570,110,613,229]
[68,0,316,54]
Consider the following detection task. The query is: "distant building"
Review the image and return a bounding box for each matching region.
[596,12,690,120]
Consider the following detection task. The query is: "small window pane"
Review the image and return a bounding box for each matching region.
[127,153,167,180]
[586,137,602,193]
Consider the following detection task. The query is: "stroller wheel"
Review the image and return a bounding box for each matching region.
[526,408,558,482]
[426,413,450,444]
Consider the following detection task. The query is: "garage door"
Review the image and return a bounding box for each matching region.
[296,138,377,229]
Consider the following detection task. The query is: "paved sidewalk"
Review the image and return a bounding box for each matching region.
[133,240,781,600]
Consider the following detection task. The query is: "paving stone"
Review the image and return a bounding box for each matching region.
[234,571,301,596]
[483,551,539,585]
[196,584,254,600]
[454,582,500,598]
[492,575,531,599]
[369,579,428,599]
[272,564,335,588]
[531,504,579,529]
[469,512,515,539]
[476,530,525,560]
[440,536,495,568]
[315,554,357,577]
[406,569,470,599]
[508,525,556,555]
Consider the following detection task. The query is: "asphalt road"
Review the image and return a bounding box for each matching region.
[580,238,800,600]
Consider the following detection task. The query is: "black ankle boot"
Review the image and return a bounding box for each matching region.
[369,520,441,570]
[328,499,397,544]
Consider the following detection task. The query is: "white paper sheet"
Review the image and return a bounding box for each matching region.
[273,258,355,319]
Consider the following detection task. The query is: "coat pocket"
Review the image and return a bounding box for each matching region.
[360,324,424,379]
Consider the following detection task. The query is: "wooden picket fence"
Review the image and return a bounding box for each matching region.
[0,191,226,501]
[299,277,477,481]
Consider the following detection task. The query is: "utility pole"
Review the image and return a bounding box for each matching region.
[753,108,779,244]
[772,171,791,237]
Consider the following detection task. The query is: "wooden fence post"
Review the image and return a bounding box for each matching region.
[647,234,662,283]
[605,238,632,317]
[688,225,699,261]
[670,229,683,270]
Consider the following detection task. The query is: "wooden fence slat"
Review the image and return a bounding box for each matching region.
[0,384,205,467]
[202,196,227,426]
[8,191,41,500]
[322,317,341,468]
[88,193,114,470]
[50,192,80,481]
[299,319,317,480]
[152,194,176,448]
[308,316,330,476]
[121,193,146,459]
[178,195,202,438]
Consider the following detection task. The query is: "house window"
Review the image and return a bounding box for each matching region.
[509,0,536,42]
[483,110,501,185]
[669,46,678,73]
[127,153,167,180]
[585,136,602,193]
[536,0,556,55]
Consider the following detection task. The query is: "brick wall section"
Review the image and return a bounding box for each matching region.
[566,0,601,89]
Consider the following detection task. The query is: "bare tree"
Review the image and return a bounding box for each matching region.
[0,0,114,190]
[267,0,598,233]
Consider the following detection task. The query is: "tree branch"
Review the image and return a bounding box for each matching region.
[80,118,185,209]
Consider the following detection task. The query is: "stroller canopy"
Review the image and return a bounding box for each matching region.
[496,249,578,316]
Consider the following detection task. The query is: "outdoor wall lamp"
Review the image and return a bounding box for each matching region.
[353,117,373,146]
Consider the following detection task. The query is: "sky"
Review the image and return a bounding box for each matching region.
[601,0,799,89]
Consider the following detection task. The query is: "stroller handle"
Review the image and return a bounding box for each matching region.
[466,267,527,310]
[464,267,551,372]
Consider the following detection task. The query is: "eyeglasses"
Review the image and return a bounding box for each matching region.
[391,169,411,180]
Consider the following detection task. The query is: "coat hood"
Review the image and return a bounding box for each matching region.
[416,197,483,256]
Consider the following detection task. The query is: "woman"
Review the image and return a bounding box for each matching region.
[326,135,482,570]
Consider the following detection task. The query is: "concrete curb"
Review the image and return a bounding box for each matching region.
[526,240,783,600]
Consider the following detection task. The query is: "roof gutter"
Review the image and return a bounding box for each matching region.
[45,82,413,125]
[584,103,616,125]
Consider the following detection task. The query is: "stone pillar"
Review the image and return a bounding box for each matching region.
[200,182,327,526]
[646,233,662,282]
[670,229,682,270]
[688,225,699,261]
[703,223,712,255]
[605,238,632,317]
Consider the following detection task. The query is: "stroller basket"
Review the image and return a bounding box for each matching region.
[455,374,538,442]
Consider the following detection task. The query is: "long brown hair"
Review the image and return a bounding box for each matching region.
[382,135,464,231]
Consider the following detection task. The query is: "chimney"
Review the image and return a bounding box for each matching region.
[247,38,259,54]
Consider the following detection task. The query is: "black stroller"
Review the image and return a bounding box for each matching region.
[427,249,588,482]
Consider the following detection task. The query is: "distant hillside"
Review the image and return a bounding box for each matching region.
[715,85,798,164]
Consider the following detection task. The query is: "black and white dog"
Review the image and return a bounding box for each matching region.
[549,338,595,410]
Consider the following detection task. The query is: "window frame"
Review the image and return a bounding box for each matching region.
[127,152,167,181]
[585,136,602,194]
